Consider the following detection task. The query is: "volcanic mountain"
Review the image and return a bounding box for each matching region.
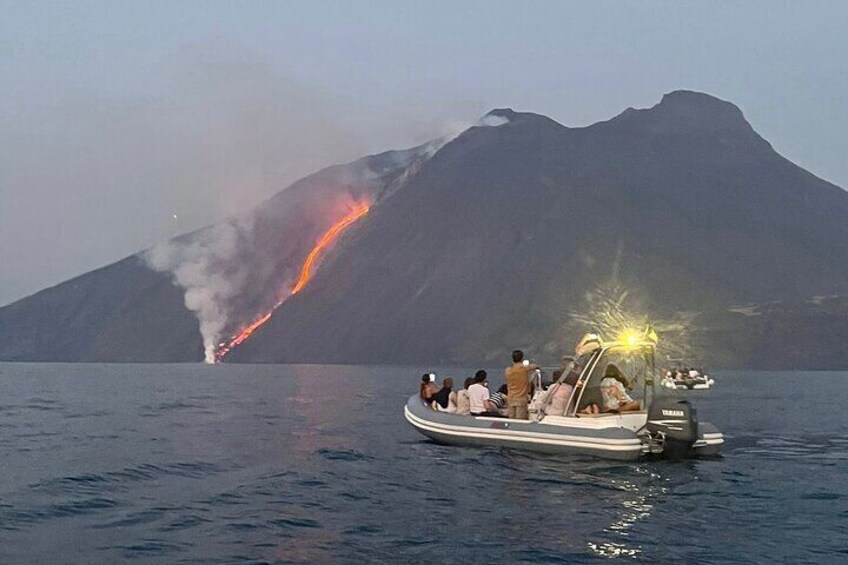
[2,91,848,368]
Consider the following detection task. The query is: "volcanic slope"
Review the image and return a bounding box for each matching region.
[2,90,848,367]
[0,146,426,362]
[229,91,848,367]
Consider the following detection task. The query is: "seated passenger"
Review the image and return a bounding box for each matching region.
[547,369,575,416]
[468,370,504,417]
[419,373,439,402]
[488,384,509,416]
[455,377,472,415]
[577,385,601,415]
[431,378,457,412]
[600,364,640,412]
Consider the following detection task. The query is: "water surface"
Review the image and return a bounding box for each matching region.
[0,364,845,563]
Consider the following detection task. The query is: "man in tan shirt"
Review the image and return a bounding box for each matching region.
[504,349,538,419]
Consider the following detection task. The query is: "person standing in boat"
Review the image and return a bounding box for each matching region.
[505,350,538,420]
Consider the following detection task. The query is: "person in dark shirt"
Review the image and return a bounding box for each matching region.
[432,378,456,410]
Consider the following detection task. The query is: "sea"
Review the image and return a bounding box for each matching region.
[0,363,845,564]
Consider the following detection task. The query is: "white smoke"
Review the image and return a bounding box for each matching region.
[0,42,367,307]
[144,215,255,363]
[422,113,511,158]
[479,114,510,127]
[139,105,509,364]
[142,165,391,364]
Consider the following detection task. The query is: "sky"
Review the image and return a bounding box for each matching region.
[2,0,847,305]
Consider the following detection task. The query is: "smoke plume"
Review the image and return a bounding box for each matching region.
[422,113,511,157]
[145,215,257,363]
[0,42,365,306]
[143,161,400,363]
[140,94,499,363]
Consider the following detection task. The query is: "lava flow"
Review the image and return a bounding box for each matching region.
[213,201,370,362]
[291,202,370,294]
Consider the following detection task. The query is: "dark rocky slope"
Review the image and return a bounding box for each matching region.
[2,91,847,368]
[0,148,424,362]
[230,92,848,367]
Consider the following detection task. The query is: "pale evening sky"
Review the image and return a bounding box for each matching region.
[2,0,847,305]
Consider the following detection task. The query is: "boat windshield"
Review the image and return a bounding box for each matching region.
[568,345,656,416]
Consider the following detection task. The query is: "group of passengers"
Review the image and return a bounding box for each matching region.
[420,369,507,417]
[419,349,539,417]
[545,359,639,415]
[665,367,705,380]
[418,342,642,420]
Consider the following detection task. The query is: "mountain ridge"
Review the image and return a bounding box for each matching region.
[2,90,847,368]
[227,91,848,366]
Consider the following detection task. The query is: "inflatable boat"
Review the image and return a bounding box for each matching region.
[404,336,723,460]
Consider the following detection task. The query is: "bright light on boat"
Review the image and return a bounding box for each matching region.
[616,327,658,349]
[618,329,642,348]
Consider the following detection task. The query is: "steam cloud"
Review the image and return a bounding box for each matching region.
[145,215,257,363]
[140,95,500,364]
[0,43,365,306]
[143,167,389,364]
[422,113,511,157]
[1,35,503,309]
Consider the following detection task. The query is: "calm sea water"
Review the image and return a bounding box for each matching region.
[0,363,845,564]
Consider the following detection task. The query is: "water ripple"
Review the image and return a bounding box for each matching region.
[315,448,373,461]
[1,497,121,528]
[0,365,846,564]
[29,461,223,496]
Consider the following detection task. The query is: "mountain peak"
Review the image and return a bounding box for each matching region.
[609,90,756,137]
[657,90,746,123]
[482,108,564,129]
[485,108,519,120]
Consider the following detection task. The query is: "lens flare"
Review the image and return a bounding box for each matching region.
[621,330,641,347]
[568,279,695,362]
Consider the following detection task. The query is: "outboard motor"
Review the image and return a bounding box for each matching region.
[647,398,699,458]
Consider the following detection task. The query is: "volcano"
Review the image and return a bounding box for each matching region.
[2,90,848,368]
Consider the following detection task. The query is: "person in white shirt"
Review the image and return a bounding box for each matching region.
[546,369,576,416]
[600,364,640,412]
[468,370,495,416]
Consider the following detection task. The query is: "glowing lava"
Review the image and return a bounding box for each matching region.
[213,201,370,362]
[291,202,370,295]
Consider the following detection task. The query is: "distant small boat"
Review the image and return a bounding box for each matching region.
[661,370,716,390]
[405,338,723,460]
